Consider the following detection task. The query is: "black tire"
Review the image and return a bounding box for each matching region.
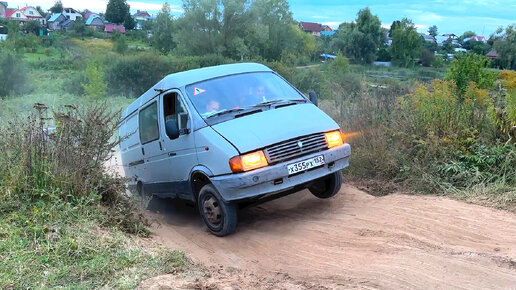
[309,171,342,199]
[197,184,237,236]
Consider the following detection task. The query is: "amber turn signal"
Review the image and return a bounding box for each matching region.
[229,150,269,173]
[325,130,344,148]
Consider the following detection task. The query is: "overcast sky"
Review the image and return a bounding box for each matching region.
[6,0,516,36]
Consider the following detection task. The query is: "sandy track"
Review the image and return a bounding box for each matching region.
[143,185,516,289]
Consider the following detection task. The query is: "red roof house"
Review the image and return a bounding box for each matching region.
[486,50,498,60]
[300,21,323,37]
[104,24,125,36]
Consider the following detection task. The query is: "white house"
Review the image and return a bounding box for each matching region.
[20,6,45,25]
[63,7,82,21]
[5,8,28,22]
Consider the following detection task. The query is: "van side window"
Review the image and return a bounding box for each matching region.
[139,102,159,144]
[163,93,188,131]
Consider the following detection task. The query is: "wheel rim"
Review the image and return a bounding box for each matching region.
[202,194,222,227]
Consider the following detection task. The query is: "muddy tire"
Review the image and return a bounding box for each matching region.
[309,171,342,199]
[198,184,237,236]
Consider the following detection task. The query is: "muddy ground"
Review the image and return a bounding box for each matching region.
[107,154,516,289]
[139,185,516,289]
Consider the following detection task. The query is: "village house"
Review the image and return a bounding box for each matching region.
[5,8,28,22]
[133,10,151,29]
[486,50,498,60]
[0,2,7,18]
[464,35,487,43]
[20,6,45,25]
[47,13,67,30]
[85,14,104,30]
[300,21,322,37]
[63,7,82,21]
[104,24,125,37]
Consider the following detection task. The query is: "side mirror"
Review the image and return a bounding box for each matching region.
[165,119,180,140]
[309,91,318,107]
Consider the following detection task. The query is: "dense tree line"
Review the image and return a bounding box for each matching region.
[151,0,317,62]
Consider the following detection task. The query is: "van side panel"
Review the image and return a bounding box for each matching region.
[120,112,143,182]
[194,127,239,177]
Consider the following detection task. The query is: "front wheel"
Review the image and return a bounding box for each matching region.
[197,184,237,236]
[309,171,342,199]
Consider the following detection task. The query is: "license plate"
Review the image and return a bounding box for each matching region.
[287,155,325,175]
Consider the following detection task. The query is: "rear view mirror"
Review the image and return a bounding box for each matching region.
[165,119,180,140]
[309,91,318,106]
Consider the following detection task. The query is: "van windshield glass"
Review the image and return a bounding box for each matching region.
[185,72,305,118]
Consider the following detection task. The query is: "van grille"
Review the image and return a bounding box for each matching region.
[264,132,328,164]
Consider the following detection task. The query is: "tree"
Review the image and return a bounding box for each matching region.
[50,1,63,13]
[389,20,401,36]
[153,2,175,55]
[420,47,435,67]
[36,6,46,18]
[390,18,422,67]
[0,53,26,97]
[123,11,135,30]
[73,18,86,36]
[112,33,128,54]
[82,62,106,99]
[493,25,516,70]
[428,25,438,38]
[24,20,42,35]
[331,8,384,64]
[105,0,130,25]
[445,53,496,95]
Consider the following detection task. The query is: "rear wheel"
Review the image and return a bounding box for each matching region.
[198,184,237,236]
[309,171,342,199]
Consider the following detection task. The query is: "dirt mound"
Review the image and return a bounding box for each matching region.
[142,185,516,289]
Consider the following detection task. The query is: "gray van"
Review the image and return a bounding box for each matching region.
[119,63,351,236]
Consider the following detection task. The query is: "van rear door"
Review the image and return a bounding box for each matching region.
[138,100,163,183]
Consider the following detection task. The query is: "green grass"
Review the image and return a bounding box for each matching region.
[0,195,188,288]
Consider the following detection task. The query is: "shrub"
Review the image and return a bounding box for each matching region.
[82,62,107,98]
[0,53,27,97]
[105,53,170,97]
[62,72,87,96]
[445,53,497,95]
[328,53,349,77]
[113,34,128,55]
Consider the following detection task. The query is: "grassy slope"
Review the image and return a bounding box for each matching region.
[0,37,180,288]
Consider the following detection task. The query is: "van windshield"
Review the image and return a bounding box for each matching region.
[185,72,306,119]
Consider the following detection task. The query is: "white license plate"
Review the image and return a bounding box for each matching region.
[287,155,325,175]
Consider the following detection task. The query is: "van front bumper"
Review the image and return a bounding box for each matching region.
[211,144,351,202]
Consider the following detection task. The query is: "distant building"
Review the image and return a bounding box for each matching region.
[63,8,82,21]
[5,9,28,22]
[20,6,45,25]
[464,36,487,43]
[47,13,67,30]
[321,31,335,37]
[104,24,125,36]
[85,15,104,30]
[486,50,498,60]
[133,10,151,29]
[0,2,7,18]
[421,34,436,43]
[300,21,322,37]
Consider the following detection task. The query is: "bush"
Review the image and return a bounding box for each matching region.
[420,48,435,67]
[0,53,27,97]
[82,62,107,98]
[105,53,170,97]
[62,72,87,95]
[445,53,497,95]
[328,53,349,77]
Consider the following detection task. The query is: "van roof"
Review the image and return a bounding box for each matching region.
[121,62,272,120]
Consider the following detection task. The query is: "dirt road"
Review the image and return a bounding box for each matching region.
[106,156,516,289]
[141,185,516,289]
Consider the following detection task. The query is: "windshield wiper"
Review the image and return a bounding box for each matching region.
[251,99,305,108]
[205,108,245,119]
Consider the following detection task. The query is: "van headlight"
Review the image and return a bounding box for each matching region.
[229,150,268,173]
[325,130,344,148]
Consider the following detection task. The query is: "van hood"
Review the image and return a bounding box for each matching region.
[211,103,339,153]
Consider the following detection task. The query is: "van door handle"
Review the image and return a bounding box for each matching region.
[169,152,176,157]
[141,148,145,155]
[159,141,163,151]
